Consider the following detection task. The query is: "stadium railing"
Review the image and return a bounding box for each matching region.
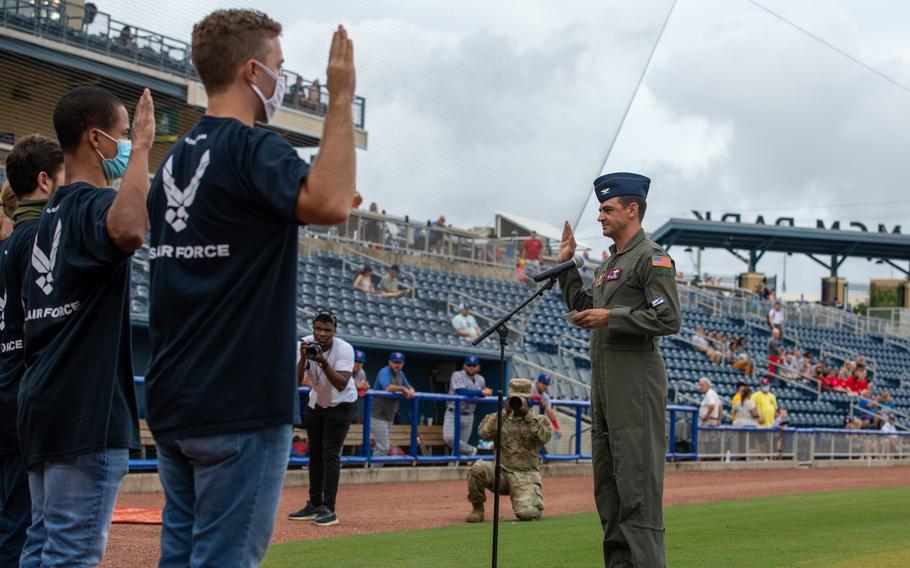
[697,425,909,461]
[0,0,366,128]
[129,378,699,471]
[301,210,530,269]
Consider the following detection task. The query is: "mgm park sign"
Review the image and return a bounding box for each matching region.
[691,211,901,235]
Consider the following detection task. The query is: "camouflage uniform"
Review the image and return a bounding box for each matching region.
[466,379,553,521]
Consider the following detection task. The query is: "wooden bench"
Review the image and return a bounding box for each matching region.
[293,424,446,456]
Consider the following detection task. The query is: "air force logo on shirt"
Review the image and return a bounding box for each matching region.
[32,220,62,295]
[163,149,211,232]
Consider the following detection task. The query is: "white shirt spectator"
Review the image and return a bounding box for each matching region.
[881,421,898,434]
[768,307,784,327]
[452,313,481,339]
[693,334,709,351]
[699,388,723,426]
[732,399,759,427]
[299,335,356,409]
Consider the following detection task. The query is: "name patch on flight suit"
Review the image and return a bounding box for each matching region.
[605,267,622,281]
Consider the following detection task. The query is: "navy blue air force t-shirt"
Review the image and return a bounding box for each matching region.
[145,116,310,441]
[0,218,39,457]
[19,184,139,466]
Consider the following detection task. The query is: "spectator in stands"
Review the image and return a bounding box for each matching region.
[378,264,410,298]
[768,327,783,374]
[362,203,382,244]
[767,300,785,337]
[352,266,377,294]
[754,280,772,301]
[531,374,561,440]
[370,352,415,463]
[444,356,491,456]
[303,78,324,113]
[752,378,778,428]
[856,389,876,428]
[732,387,760,427]
[523,230,543,271]
[452,302,482,341]
[881,414,898,434]
[0,181,17,240]
[693,325,722,364]
[698,378,722,426]
[290,75,306,106]
[290,312,356,527]
[876,392,895,428]
[730,338,753,376]
[429,215,446,253]
[730,380,746,422]
[116,26,137,49]
[845,363,870,395]
[772,408,790,429]
[515,258,528,285]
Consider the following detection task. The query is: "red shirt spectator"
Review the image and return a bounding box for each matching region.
[523,231,542,261]
[845,375,869,394]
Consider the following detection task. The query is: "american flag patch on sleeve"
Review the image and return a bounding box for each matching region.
[652,255,672,268]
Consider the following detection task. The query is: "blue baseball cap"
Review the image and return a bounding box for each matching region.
[593,172,650,203]
[465,356,480,366]
[389,352,405,363]
[354,350,366,363]
[537,373,551,385]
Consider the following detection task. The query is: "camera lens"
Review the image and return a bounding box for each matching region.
[306,344,321,359]
[508,396,523,410]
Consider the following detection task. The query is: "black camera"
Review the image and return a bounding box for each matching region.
[508,396,524,411]
[305,343,323,360]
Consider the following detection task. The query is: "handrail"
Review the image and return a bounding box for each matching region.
[511,355,592,395]
[766,358,823,400]
[851,403,910,431]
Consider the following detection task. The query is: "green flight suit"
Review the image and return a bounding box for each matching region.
[559,228,681,568]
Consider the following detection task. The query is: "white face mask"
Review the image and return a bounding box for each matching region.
[250,60,286,123]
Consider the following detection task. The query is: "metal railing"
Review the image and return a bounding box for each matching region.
[302,210,536,270]
[0,0,366,128]
[128,379,699,470]
[697,426,909,461]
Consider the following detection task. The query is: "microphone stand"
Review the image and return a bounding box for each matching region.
[472,275,558,568]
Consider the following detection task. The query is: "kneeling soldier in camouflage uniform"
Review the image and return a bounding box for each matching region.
[465,378,553,522]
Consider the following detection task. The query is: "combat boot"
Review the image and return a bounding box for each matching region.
[465,502,484,523]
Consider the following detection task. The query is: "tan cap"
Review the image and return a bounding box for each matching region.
[508,378,532,399]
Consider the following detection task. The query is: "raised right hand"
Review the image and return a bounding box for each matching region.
[556,221,577,263]
[131,88,155,152]
[326,25,355,103]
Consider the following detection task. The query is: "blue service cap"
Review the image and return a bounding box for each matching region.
[593,172,650,203]
[389,351,405,363]
[465,356,480,366]
[537,373,551,385]
[354,350,366,362]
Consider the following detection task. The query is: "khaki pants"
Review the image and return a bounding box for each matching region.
[466,461,543,521]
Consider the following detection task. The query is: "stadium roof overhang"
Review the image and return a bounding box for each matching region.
[651,218,910,276]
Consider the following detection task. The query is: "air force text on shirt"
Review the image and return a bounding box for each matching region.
[25,300,81,322]
[148,243,231,260]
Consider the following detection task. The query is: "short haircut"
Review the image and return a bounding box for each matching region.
[313,310,337,328]
[617,195,647,222]
[390,264,400,272]
[192,9,282,95]
[5,134,65,199]
[53,86,123,153]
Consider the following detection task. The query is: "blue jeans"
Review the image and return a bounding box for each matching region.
[20,449,128,568]
[156,424,293,568]
[1,455,31,566]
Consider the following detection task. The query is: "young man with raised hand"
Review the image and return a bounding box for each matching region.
[18,86,154,567]
[144,9,356,566]
[0,134,64,566]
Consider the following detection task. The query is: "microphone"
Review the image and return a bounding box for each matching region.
[531,257,583,282]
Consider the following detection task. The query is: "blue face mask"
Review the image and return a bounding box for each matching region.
[94,129,132,181]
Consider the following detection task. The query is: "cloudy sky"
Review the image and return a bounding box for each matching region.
[102,0,910,299]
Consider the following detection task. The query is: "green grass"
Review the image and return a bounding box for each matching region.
[263,487,910,568]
